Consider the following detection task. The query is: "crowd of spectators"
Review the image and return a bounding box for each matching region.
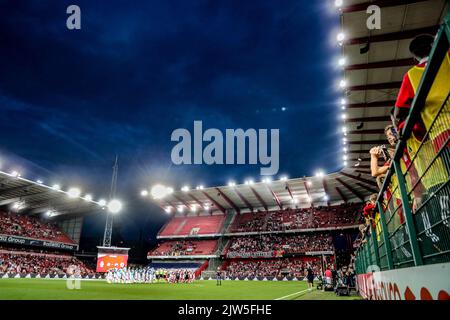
[229,203,362,233]
[227,233,333,256]
[0,211,74,243]
[149,239,217,256]
[0,249,94,275]
[225,258,325,278]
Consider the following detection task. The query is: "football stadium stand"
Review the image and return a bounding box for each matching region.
[148,239,218,257]
[158,214,225,238]
[0,211,75,244]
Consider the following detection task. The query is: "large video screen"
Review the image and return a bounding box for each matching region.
[96,253,128,272]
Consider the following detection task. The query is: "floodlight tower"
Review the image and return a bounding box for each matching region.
[103,155,118,247]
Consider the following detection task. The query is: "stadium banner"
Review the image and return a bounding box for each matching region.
[357,262,450,300]
[226,251,278,258]
[0,234,78,251]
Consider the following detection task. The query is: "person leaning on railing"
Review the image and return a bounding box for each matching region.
[391,34,450,244]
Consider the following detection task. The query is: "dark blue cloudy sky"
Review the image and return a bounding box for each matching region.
[0,0,342,245]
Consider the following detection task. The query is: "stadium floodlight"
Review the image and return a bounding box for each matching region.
[339,79,347,88]
[306,180,312,186]
[45,210,56,218]
[181,186,190,192]
[335,0,343,8]
[291,198,299,204]
[324,195,329,201]
[315,170,325,178]
[341,105,346,110]
[344,161,348,166]
[140,190,148,197]
[10,170,20,178]
[177,206,184,213]
[340,98,347,105]
[98,199,107,207]
[36,179,43,184]
[307,196,312,202]
[191,205,197,212]
[67,187,81,198]
[151,184,171,199]
[196,185,204,190]
[338,57,346,67]
[248,179,254,185]
[343,147,348,152]
[337,32,345,43]
[342,126,347,133]
[204,204,210,211]
[12,201,26,211]
[108,199,123,214]
[84,194,93,202]
[280,176,288,181]
[52,184,61,191]
[341,113,347,120]
[262,177,272,184]
[228,181,236,187]
[164,207,172,214]
[343,155,348,160]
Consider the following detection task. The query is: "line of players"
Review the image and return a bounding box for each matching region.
[106,267,195,284]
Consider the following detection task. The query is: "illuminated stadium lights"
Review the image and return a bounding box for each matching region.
[140,190,148,197]
[341,105,346,110]
[307,180,312,186]
[12,201,26,212]
[181,186,190,192]
[84,194,93,202]
[108,199,123,214]
[196,185,204,190]
[291,198,299,204]
[323,195,329,201]
[262,177,271,184]
[343,155,348,161]
[339,79,347,88]
[336,32,345,43]
[36,179,43,184]
[344,161,348,166]
[343,147,348,152]
[338,57,346,67]
[177,206,184,213]
[280,176,288,181]
[244,179,254,185]
[342,126,347,133]
[341,113,347,120]
[340,98,347,105]
[10,170,20,178]
[204,204,210,211]
[98,199,107,207]
[191,205,197,212]
[45,210,57,218]
[335,0,343,8]
[164,207,172,214]
[315,170,325,178]
[52,184,61,191]
[67,187,81,198]
[306,195,312,202]
[228,181,236,187]
[151,184,171,199]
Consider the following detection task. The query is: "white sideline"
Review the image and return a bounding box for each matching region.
[274,288,310,300]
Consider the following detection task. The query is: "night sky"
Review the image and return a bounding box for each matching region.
[0,1,342,248]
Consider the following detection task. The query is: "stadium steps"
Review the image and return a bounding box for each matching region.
[221,212,236,234]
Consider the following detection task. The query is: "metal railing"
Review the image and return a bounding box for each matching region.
[355,10,450,274]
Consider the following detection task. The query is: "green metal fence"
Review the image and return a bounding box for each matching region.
[355,9,450,274]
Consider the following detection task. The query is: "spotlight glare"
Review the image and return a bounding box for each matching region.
[108,199,123,214]
[280,176,288,181]
[344,161,348,166]
[315,170,325,178]
[36,179,43,184]
[164,207,172,214]
[338,57,346,66]
[67,187,81,198]
[84,194,93,202]
[228,181,236,187]
[335,0,343,8]
[10,171,20,178]
[140,190,148,197]
[98,199,107,207]
[340,98,347,105]
[339,79,347,88]
[151,184,170,199]
[52,184,61,191]
[341,113,347,120]
[177,206,184,213]
[181,186,190,192]
[337,32,345,43]
[307,181,312,186]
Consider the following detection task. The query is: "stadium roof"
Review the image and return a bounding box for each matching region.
[149,171,376,214]
[338,0,448,168]
[0,170,106,218]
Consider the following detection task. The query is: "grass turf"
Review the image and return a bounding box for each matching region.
[0,279,361,300]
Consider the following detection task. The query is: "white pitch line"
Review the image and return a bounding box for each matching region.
[274,288,310,300]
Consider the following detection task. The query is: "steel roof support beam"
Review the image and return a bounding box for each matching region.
[345,58,415,70]
[266,185,282,210]
[348,82,402,91]
[201,191,227,215]
[340,171,377,187]
[340,0,429,13]
[322,179,331,206]
[215,188,240,214]
[336,178,365,201]
[344,26,439,45]
[347,100,397,109]
[249,186,268,211]
[233,188,253,213]
[335,187,347,203]
[346,116,391,122]
[356,182,379,194]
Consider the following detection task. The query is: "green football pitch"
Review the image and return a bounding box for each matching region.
[0,279,361,300]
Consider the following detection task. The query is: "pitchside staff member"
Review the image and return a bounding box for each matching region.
[306,264,314,291]
[216,267,222,286]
